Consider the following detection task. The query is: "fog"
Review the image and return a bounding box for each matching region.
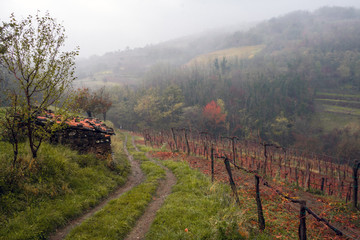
[1,0,360,58]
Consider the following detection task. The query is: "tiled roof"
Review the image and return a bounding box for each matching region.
[36,110,115,135]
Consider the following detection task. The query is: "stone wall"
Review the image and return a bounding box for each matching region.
[50,128,113,155]
[37,111,115,156]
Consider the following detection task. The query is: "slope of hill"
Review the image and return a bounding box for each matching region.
[186,44,265,65]
[74,24,255,86]
[312,91,360,132]
[75,6,360,88]
[77,6,360,157]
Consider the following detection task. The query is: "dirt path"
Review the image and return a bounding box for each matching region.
[124,137,177,240]
[49,135,144,240]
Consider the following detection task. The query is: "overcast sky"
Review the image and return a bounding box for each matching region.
[1,0,360,58]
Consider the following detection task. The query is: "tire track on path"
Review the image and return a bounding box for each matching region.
[49,135,144,240]
[124,137,177,240]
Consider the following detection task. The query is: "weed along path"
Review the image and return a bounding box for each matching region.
[124,137,177,240]
[49,135,144,240]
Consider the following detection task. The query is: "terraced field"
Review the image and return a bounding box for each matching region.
[186,45,265,65]
[313,91,360,132]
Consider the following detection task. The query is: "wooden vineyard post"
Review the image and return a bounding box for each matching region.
[321,178,325,193]
[353,160,360,210]
[211,147,214,182]
[305,162,311,191]
[262,143,275,176]
[224,157,241,206]
[232,137,236,165]
[263,144,267,176]
[255,175,265,231]
[295,167,299,186]
[347,186,352,203]
[299,200,307,240]
[221,136,238,165]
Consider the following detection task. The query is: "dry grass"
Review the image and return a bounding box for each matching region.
[186,45,265,65]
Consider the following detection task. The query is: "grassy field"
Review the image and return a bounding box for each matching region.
[320,104,360,116]
[313,90,360,132]
[187,45,265,65]
[315,98,360,107]
[0,132,130,240]
[145,160,250,240]
[74,70,122,88]
[311,111,360,132]
[316,91,360,99]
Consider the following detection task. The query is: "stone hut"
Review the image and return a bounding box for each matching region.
[37,110,115,155]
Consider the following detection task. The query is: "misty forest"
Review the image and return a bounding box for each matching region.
[0,6,360,240]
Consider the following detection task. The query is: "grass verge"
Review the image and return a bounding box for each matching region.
[0,132,130,240]
[65,133,166,240]
[144,153,275,240]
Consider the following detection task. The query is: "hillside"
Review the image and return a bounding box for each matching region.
[186,45,265,65]
[73,6,360,159]
[75,7,360,89]
[2,6,360,240]
[74,25,254,87]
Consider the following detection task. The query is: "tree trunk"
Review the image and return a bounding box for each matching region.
[171,128,178,151]
[184,130,190,155]
[27,119,37,159]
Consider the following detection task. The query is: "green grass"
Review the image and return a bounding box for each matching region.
[312,89,360,132]
[0,132,130,240]
[132,139,269,239]
[187,45,265,65]
[74,70,122,88]
[316,91,360,99]
[321,104,360,116]
[145,160,243,240]
[315,98,360,106]
[65,134,166,240]
[311,111,360,132]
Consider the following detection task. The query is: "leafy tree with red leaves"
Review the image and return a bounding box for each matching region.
[202,100,227,135]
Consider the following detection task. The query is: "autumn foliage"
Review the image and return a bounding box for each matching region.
[203,100,226,124]
[202,100,227,134]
